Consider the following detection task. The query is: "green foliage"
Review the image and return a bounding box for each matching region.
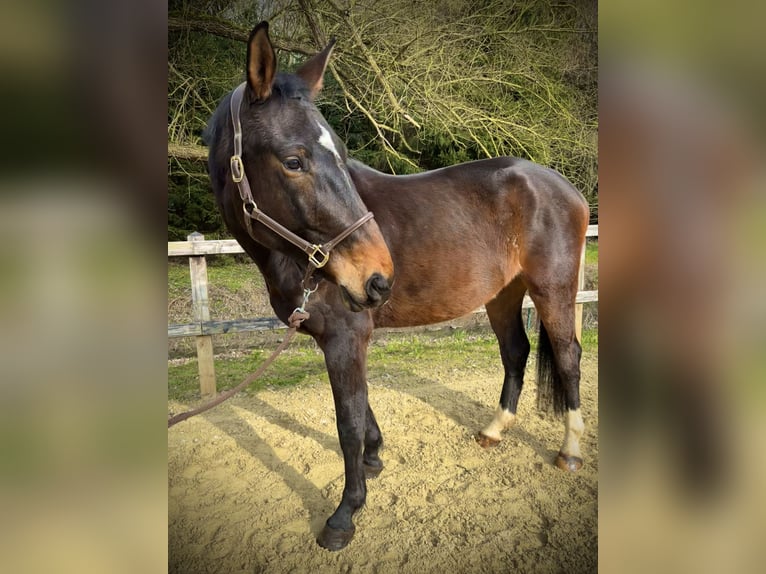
[585,239,599,266]
[168,4,249,240]
[580,327,598,351]
[168,0,598,236]
[168,161,223,241]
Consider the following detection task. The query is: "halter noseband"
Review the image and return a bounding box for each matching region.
[228,82,374,269]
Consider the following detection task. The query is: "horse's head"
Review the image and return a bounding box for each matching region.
[231,22,394,311]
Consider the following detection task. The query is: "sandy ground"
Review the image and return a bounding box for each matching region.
[168,352,597,573]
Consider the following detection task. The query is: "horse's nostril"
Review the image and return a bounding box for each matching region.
[365,273,391,304]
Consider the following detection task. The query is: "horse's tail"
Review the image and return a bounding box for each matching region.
[536,321,566,415]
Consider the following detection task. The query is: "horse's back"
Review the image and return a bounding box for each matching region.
[452,157,588,224]
[350,156,588,245]
[350,156,585,206]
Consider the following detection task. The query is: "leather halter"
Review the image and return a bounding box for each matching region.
[229,82,374,269]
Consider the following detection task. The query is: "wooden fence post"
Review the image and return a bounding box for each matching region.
[574,240,586,342]
[188,232,216,397]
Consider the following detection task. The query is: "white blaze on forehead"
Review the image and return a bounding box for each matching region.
[317,122,341,161]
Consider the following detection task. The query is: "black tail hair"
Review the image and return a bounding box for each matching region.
[536,321,566,415]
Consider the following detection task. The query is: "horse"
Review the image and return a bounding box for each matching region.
[203,21,590,551]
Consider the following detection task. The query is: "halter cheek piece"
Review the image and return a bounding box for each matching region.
[228,82,374,270]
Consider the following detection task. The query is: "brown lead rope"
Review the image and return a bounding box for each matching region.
[168,270,314,428]
[167,326,299,428]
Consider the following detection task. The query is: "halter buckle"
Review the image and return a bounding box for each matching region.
[230,155,244,183]
[308,245,330,268]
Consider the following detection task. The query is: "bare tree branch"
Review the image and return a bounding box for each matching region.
[168,143,207,162]
[169,0,597,199]
[339,9,420,130]
[168,12,314,55]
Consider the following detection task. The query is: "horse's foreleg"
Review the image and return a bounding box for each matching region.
[315,328,371,551]
[363,403,384,478]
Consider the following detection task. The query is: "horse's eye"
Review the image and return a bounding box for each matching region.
[283,157,303,171]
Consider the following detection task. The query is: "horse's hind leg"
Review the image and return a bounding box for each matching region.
[363,403,384,478]
[529,287,585,472]
[477,278,530,447]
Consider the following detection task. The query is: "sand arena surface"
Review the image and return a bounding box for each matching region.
[169,353,597,573]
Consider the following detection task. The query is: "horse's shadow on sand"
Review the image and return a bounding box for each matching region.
[203,401,337,536]
[373,365,559,464]
[201,362,558,533]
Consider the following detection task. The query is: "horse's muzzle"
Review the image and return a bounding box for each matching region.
[340,273,392,311]
[365,273,391,306]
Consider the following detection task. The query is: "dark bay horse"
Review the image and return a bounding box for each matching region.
[204,22,589,551]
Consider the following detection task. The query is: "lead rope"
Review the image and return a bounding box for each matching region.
[168,267,317,428]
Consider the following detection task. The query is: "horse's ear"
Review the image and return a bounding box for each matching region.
[296,39,336,100]
[246,21,277,102]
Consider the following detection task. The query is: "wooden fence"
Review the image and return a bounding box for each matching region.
[169,225,598,396]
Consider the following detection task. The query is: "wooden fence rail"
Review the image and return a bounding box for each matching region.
[169,225,598,396]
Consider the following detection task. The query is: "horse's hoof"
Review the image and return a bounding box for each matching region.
[364,461,384,479]
[555,451,583,472]
[317,524,355,551]
[475,432,501,448]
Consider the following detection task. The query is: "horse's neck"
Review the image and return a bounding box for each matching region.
[347,158,385,179]
[233,230,270,269]
[222,202,309,302]
[346,159,392,197]
[238,239,298,282]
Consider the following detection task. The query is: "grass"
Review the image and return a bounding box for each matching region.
[585,238,598,265]
[168,257,271,328]
[168,325,597,403]
[168,257,265,297]
[169,340,329,402]
[584,239,598,289]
